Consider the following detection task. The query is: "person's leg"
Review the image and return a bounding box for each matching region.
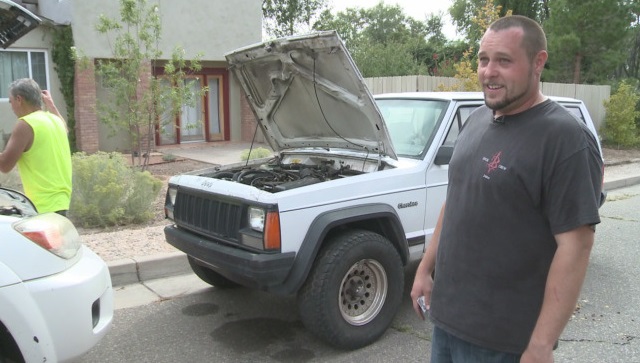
[430,326,454,363]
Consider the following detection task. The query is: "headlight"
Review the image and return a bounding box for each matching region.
[168,186,177,205]
[248,207,265,232]
[165,186,178,220]
[14,213,81,259]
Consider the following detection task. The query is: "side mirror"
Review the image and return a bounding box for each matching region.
[434,145,453,165]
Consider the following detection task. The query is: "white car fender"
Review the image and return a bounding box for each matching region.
[0,282,57,363]
[0,262,20,287]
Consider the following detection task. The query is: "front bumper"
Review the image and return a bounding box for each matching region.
[165,225,295,292]
[0,245,113,363]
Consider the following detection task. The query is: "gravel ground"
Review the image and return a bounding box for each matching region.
[79,148,640,262]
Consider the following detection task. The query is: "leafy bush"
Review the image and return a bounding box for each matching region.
[240,147,272,161]
[162,153,177,162]
[70,152,162,227]
[603,81,640,148]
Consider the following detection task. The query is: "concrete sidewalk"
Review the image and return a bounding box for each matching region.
[108,143,640,290]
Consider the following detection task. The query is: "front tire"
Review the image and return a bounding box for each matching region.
[187,256,240,288]
[297,229,404,349]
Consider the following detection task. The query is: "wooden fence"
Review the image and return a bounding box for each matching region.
[364,76,611,130]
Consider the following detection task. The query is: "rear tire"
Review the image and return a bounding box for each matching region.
[188,256,240,288]
[297,229,403,349]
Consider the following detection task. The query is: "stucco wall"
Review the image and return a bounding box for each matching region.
[70,0,262,60]
[69,0,262,147]
[0,27,67,149]
[38,0,73,24]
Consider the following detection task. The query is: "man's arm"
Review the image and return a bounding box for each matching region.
[410,203,445,318]
[41,90,67,132]
[0,120,34,173]
[521,225,595,363]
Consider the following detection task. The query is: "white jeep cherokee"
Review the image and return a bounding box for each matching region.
[164,31,602,350]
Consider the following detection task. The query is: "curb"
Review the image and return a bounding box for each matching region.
[604,176,640,192]
[108,251,191,287]
[106,174,640,287]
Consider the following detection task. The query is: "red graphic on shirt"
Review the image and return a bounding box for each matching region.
[486,151,502,174]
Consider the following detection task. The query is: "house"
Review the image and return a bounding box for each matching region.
[0,0,263,152]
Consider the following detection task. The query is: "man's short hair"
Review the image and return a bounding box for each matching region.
[488,15,547,60]
[9,78,42,107]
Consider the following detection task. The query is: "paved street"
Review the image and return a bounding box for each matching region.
[554,184,640,362]
[82,184,640,363]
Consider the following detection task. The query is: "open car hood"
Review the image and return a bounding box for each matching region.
[0,187,37,217]
[0,0,41,49]
[225,31,397,160]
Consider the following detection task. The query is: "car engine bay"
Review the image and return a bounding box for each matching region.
[200,153,391,193]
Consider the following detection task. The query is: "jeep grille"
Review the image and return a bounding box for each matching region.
[173,189,244,241]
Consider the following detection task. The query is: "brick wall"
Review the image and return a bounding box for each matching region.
[240,93,262,142]
[74,61,99,153]
[136,61,153,150]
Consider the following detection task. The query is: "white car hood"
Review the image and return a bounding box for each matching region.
[225,31,397,160]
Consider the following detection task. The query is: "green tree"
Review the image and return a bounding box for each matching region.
[263,0,328,38]
[543,0,632,84]
[450,0,542,44]
[50,26,77,151]
[440,0,510,91]
[616,1,640,80]
[602,81,640,148]
[314,3,436,77]
[94,0,205,169]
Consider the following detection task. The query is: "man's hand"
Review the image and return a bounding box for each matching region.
[41,90,55,109]
[410,272,433,320]
[520,344,553,363]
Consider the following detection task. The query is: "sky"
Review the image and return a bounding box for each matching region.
[328,0,460,40]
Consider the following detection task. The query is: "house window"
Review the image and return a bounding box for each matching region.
[0,50,48,98]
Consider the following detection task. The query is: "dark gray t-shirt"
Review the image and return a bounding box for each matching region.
[429,99,603,354]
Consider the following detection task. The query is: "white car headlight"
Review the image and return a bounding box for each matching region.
[248,207,265,232]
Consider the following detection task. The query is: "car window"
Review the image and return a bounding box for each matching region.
[442,106,479,147]
[562,105,586,123]
[376,99,448,158]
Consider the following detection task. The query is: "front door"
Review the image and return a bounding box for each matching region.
[155,68,228,146]
[180,77,205,143]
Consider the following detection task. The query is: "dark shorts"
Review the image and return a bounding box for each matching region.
[55,210,68,217]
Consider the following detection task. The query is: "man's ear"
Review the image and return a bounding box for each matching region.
[534,50,548,75]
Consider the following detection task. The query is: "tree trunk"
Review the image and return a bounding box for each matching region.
[573,53,582,84]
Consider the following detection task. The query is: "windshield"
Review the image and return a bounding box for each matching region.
[376,99,448,158]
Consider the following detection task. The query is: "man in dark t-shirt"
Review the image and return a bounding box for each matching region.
[410,16,603,363]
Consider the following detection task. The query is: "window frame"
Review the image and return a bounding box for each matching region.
[0,48,50,100]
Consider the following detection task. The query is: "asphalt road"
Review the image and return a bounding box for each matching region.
[80,184,640,363]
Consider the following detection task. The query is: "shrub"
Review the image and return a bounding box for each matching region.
[240,147,272,161]
[162,153,177,162]
[70,152,162,227]
[602,81,640,148]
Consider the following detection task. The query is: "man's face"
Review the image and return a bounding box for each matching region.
[8,94,22,117]
[477,27,544,116]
